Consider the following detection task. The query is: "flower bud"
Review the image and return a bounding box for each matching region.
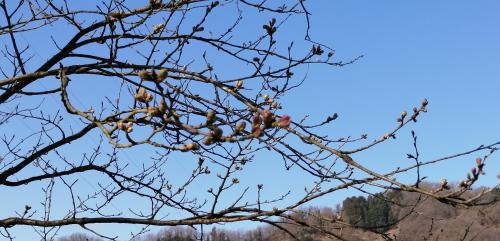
[182,143,200,152]
[203,136,214,145]
[476,157,482,165]
[117,121,124,130]
[159,99,167,113]
[422,98,428,107]
[235,80,243,89]
[206,110,216,124]
[134,87,153,103]
[212,127,223,140]
[125,122,133,133]
[235,121,246,134]
[156,69,168,82]
[252,127,263,138]
[108,11,125,21]
[145,93,153,102]
[252,113,261,125]
[278,115,291,128]
[147,107,160,116]
[153,23,165,34]
[262,110,274,129]
[138,70,151,81]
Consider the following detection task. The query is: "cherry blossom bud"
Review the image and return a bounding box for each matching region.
[262,110,274,128]
[235,121,246,133]
[187,143,199,151]
[422,98,428,107]
[156,69,168,82]
[235,80,243,89]
[278,115,291,128]
[252,127,263,138]
[153,23,165,34]
[203,136,214,145]
[159,99,167,113]
[206,110,216,124]
[476,157,482,165]
[117,121,124,130]
[212,127,223,140]
[138,70,151,81]
[252,113,261,125]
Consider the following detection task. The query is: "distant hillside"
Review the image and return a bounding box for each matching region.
[59,185,500,241]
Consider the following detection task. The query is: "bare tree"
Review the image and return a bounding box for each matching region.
[0,0,498,240]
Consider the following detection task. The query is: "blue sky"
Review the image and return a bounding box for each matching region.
[2,1,500,240]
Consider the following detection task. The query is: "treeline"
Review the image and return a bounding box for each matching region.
[342,193,397,232]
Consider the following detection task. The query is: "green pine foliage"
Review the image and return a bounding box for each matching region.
[342,193,395,232]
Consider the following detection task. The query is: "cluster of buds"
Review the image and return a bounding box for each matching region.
[460,157,486,189]
[153,23,165,34]
[117,121,133,133]
[203,126,223,145]
[251,113,263,137]
[234,121,246,134]
[413,98,429,122]
[147,99,167,117]
[262,94,281,109]
[250,110,291,138]
[262,18,277,36]
[138,69,168,83]
[134,87,153,103]
[459,180,470,189]
[205,110,216,125]
[312,45,324,55]
[471,157,485,177]
[439,178,450,190]
[263,94,271,103]
[421,98,429,111]
[397,111,407,123]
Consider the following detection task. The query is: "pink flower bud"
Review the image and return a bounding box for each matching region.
[262,110,275,128]
[278,115,291,128]
[252,113,261,125]
[476,157,482,165]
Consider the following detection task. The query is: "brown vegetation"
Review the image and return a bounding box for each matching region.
[59,186,500,241]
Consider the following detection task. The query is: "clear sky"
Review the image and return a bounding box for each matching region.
[2,1,500,240]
